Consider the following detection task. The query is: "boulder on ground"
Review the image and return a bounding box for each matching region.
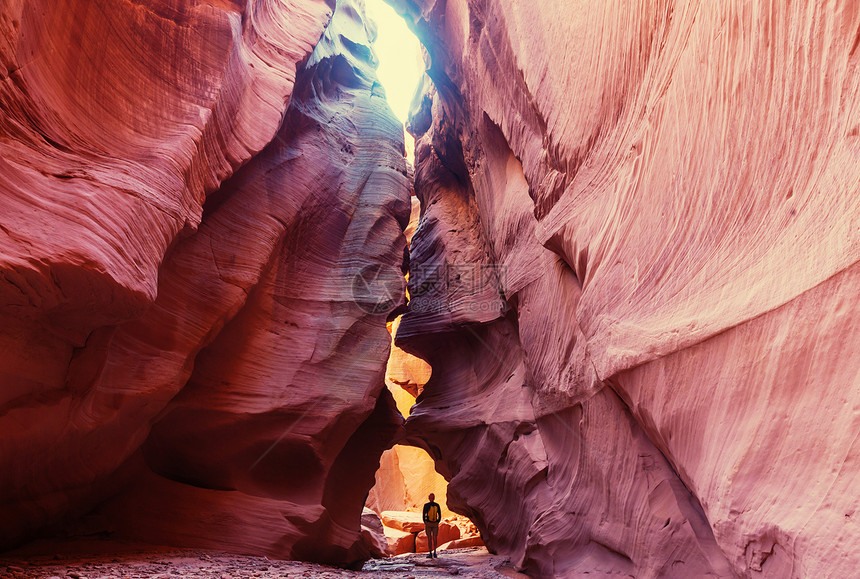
[382,526,415,555]
[360,508,388,558]
[416,521,460,552]
[379,510,425,533]
[440,536,485,550]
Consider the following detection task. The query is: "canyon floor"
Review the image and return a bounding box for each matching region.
[0,541,528,579]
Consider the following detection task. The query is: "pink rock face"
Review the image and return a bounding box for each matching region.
[0,0,334,335]
[4,0,858,575]
[0,0,410,566]
[394,0,860,577]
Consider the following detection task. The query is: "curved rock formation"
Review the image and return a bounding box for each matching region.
[4,0,859,575]
[395,0,860,577]
[0,0,410,566]
[0,0,334,333]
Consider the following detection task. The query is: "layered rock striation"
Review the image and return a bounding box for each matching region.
[0,0,410,566]
[395,0,860,577]
[4,0,860,575]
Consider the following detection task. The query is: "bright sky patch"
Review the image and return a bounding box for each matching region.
[365,0,425,124]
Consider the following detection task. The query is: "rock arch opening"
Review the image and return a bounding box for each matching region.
[363,317,484,556]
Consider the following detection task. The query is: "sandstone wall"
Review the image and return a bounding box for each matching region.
[394,0,860,577]
[4,0,859,574]
[0,0,410,566]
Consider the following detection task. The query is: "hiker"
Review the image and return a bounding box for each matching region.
[423,493,442,558]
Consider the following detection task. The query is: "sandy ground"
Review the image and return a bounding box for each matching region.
[0,541,530,579]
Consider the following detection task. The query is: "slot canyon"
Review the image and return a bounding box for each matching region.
[1,0,859,577]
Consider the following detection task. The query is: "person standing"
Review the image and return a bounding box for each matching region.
[422,493,442,558]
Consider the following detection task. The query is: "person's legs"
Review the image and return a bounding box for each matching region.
[428,524,439,557]
[425,524,434,558]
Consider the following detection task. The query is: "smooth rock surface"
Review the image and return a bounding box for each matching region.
[394,0,860,577]
[0,0,410,566]
[0,0,333,335]
[4,0,859,576]
[368,443,451,517]
[366,445,410,514]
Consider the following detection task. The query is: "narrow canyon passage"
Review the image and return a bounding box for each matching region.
[1,0,860,578]
[365,314,484,557]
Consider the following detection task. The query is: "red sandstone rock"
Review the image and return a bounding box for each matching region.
[386,315,432,399]
[0,0,333,336]
[379,511,426,534]
[382,526,415,556]
[367,443,449,517]
[393,0,860,577]
[4,0,858,576]
[0,0,410,566]
[415,522,460,553]
[0,0,331,544]
[440,536,484,551]
[360,508,389,559]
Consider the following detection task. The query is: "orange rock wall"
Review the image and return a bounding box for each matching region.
[367,444,450,515]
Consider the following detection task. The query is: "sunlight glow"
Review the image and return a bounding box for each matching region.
[365,0,425,125]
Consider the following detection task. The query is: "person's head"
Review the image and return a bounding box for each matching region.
[429,493,435,501]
